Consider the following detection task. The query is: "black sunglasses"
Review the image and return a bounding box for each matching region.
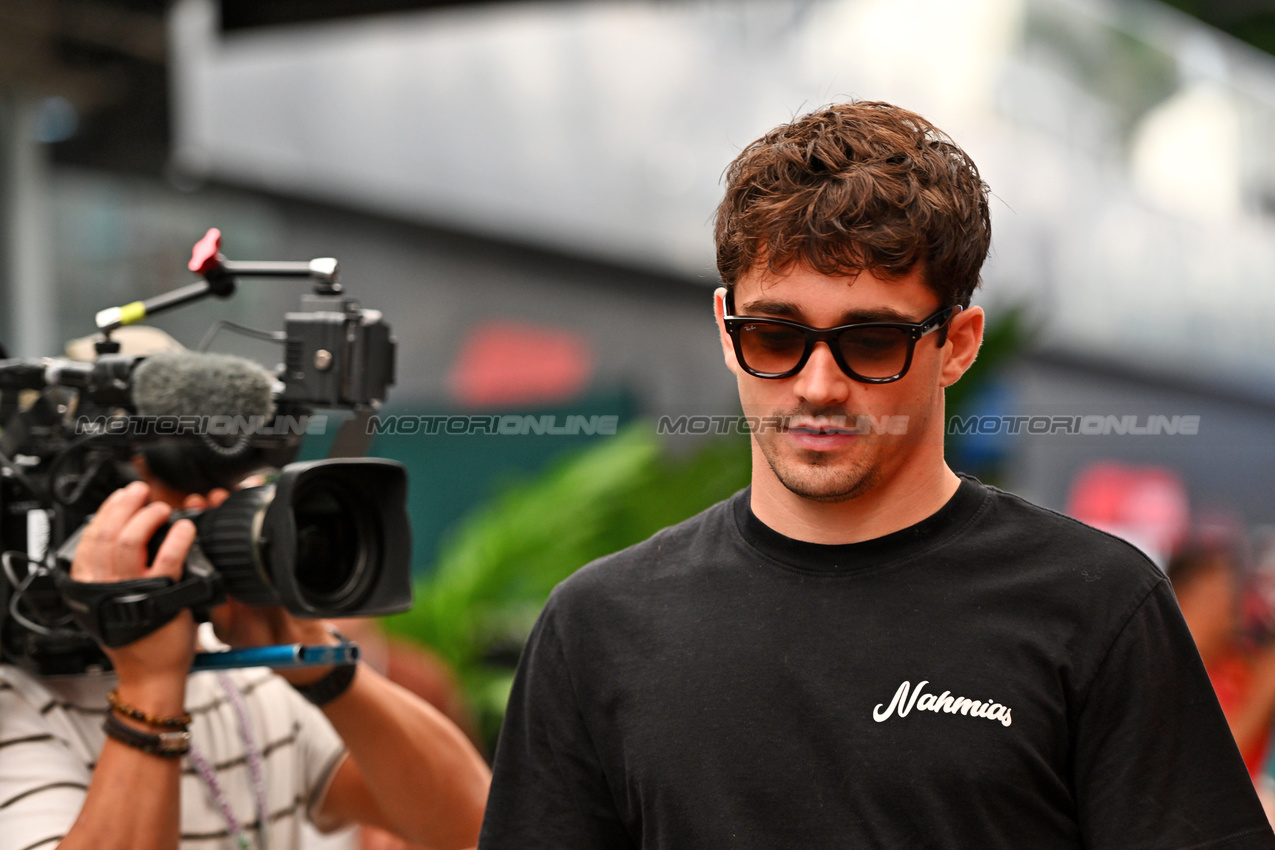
[723,292,961,383]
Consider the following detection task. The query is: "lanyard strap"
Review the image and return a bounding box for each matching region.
[186,674,269,850]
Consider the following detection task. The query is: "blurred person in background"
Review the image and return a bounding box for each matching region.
[1168,537,1275,779]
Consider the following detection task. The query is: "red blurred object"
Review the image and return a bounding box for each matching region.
[1066,462,1189,565]
[448,321,593,408]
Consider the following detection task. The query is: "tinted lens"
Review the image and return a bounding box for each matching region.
[837,327,910,379]
[737,322,808,374]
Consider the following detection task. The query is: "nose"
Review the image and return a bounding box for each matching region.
[791,341,851,407]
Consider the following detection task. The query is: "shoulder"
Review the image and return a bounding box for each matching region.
[547,490,741,614]
[0,665,61,733]
[966,477,1165,584]
[0,665,109,768]
[0,664,115,718]
[955,478,1171,654]
[527,491,743,655]
[0,664,51,707]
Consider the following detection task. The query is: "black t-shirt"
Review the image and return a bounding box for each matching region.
[479,477,1275,849]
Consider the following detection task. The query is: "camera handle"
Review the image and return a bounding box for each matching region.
[54,568,357,670]
[52,525,227,649]
[53,569,226,649]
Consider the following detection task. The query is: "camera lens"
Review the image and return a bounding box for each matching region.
[192,458,410,617]
[194,487,275,605]
[291,477,375,610]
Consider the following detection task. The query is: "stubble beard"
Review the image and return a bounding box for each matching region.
[754,423,884,504]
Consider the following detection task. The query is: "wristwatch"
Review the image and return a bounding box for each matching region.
[291,661,358,706]
[290,628,358,707]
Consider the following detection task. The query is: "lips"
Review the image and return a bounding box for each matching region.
[789,424,856,436]
[785,416,861,450]
[786,416,858,436]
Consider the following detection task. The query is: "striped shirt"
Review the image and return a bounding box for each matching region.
[0,665,347,850]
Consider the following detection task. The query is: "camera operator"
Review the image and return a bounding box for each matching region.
[0,475,490,850]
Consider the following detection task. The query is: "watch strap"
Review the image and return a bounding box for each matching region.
[291,661,357,706]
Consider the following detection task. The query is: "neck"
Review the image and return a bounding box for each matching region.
[749,451,962,545]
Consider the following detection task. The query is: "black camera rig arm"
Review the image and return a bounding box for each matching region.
[94,228,339,334]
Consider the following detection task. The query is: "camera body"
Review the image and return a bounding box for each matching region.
[281,294,395,408]
[0,236,409,675]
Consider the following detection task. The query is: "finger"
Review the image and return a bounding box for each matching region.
[207,489,231,509]
[150,518,195,580]
[110,502,174,579]
[81,484,148,545]
[182,493,208,511]
[115,501,173,551]
[72,483,154,581]
[83,482,151,544]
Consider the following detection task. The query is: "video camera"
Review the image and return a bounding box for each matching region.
[0,230,411,676]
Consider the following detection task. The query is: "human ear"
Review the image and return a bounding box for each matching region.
[714,287,742,376]
[939,305,985,388]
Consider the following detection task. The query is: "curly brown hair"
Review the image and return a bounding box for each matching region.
[714,101,991,308]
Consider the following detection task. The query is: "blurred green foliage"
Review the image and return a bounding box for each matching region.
[383,426,751,746]
[945,304,1035,485]
[945,303,1032,423]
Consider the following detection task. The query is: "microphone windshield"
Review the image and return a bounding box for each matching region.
[133,353,275,420]
[131,353,287,493]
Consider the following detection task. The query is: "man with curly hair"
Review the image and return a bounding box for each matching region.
[478,102,1274,848]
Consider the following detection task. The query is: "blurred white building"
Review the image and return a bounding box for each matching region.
[166,0,1275,392]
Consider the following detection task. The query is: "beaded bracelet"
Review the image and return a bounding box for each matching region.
[102,713,191,758]
[108,689,192,729]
